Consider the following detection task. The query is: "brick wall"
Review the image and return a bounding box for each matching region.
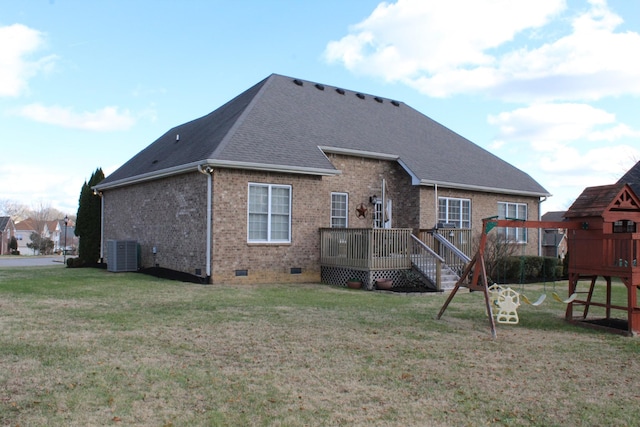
[419,186,542,256]
[102,172,209,275]
[102,155,543,284]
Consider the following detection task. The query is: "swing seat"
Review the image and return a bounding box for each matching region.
[494,287,520,324]
[552,292,577,304]
[521,293,546,306]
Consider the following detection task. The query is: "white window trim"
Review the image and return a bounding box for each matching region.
[498,201,528,243]
[247,183,292,243]
[438,197,471,229]
[330,192,348,228]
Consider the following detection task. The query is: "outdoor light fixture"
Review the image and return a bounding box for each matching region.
[63,215,68,265]
[369,195,378,204]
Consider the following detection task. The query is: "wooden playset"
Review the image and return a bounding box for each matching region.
[437,183,640,338]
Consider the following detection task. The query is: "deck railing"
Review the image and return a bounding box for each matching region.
[569,233,640,274]
[319,228,412,270]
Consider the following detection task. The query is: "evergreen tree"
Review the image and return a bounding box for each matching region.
[9,236,18,254]
[75,168,105,265]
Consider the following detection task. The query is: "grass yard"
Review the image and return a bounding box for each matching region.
[1,267,639,426]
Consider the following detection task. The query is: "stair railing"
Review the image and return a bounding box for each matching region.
[430,231,471,277]
[410,234,445,290]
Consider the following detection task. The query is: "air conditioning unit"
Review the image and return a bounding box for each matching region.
[107,240,139,272]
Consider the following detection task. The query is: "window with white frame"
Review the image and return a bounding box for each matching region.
[438,197,471,228]
[330,192,348,228]
[248,183,291,243]
[497,202,527,243]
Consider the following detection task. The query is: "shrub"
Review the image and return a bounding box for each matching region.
[493,255,559,283]
[66,257,84,268]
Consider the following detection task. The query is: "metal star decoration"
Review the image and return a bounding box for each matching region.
[356,203,368,218]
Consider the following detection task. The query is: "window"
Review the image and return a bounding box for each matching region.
[330,193,348,228]
[497,202,527,243]
[373,201,383,228]
[248,183,291,243]
[438,197,471,228]
[613,220,636,233]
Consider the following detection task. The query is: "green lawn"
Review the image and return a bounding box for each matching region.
[1,267,638,426]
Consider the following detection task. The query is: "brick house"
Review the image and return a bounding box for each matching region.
[0,216,16,255]
[94,74,549,285]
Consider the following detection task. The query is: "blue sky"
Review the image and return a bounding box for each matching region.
[1,0,638,217]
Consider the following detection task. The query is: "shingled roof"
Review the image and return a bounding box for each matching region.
[618,160,640,196]
[96,74,549,197]
[564,182,631,218]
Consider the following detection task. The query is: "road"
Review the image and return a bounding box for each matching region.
[0,256,66,267]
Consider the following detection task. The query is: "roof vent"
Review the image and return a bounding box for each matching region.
[391,100,400,107]
[293,79,303,86]
[314,84,325,91]
[152,160,158,164]
[356,93,365,99]
[176,134,180,142]
[374,97,383,103]
[335,88,345,95]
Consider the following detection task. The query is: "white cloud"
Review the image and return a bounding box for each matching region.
[0,24,57,97]
[324,0,640,101]
[18,103,136,131]
[0,163,83,214]
[488,103,621,150]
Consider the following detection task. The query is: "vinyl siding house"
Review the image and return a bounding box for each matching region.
[94,74,549,287]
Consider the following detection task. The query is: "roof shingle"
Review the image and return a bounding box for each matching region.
[98,74,549,196]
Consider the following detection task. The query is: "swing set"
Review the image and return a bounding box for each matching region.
[437,182,640,338]
[436,216,584,339]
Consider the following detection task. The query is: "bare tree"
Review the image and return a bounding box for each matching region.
[472,231,521,282]
[28,200,56,235]
[0,199,29,221]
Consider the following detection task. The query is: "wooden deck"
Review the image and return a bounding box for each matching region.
[319,228,412,270]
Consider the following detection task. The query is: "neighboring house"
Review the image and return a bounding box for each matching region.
[43,220,59,252]
[618,160,640,196]
[0,216,16,255]
[94,74,550,284]
[56,219,77,254]
[540,211,568,259]
[15,218,38,255]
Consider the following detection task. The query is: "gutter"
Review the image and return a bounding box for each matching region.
[419,179,551,198]
[197,164,214,280]
[93,160,339,191]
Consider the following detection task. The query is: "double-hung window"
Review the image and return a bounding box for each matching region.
[497,202,527,243]
[438,197,471,228]
[330,192,348,228]
[248,183,291,243]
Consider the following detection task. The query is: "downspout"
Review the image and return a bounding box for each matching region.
[538,196,547,257]
[434,184,438,228]
[198,165,213,280]
[94,190,104,263]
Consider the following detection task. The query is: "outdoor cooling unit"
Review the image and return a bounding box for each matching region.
[107,240,139,272]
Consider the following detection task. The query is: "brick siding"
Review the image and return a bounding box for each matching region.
[102,154,543,283]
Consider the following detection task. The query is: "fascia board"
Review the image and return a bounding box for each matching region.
[418,179,551,198]
[94,160,339,191]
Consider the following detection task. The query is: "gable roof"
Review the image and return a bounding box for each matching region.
[541,211,566,222]
[15,218,38,232]
[564,182,640,218]
[96,74,549,197]
[0,216,13,232]
[618,160,640,196]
